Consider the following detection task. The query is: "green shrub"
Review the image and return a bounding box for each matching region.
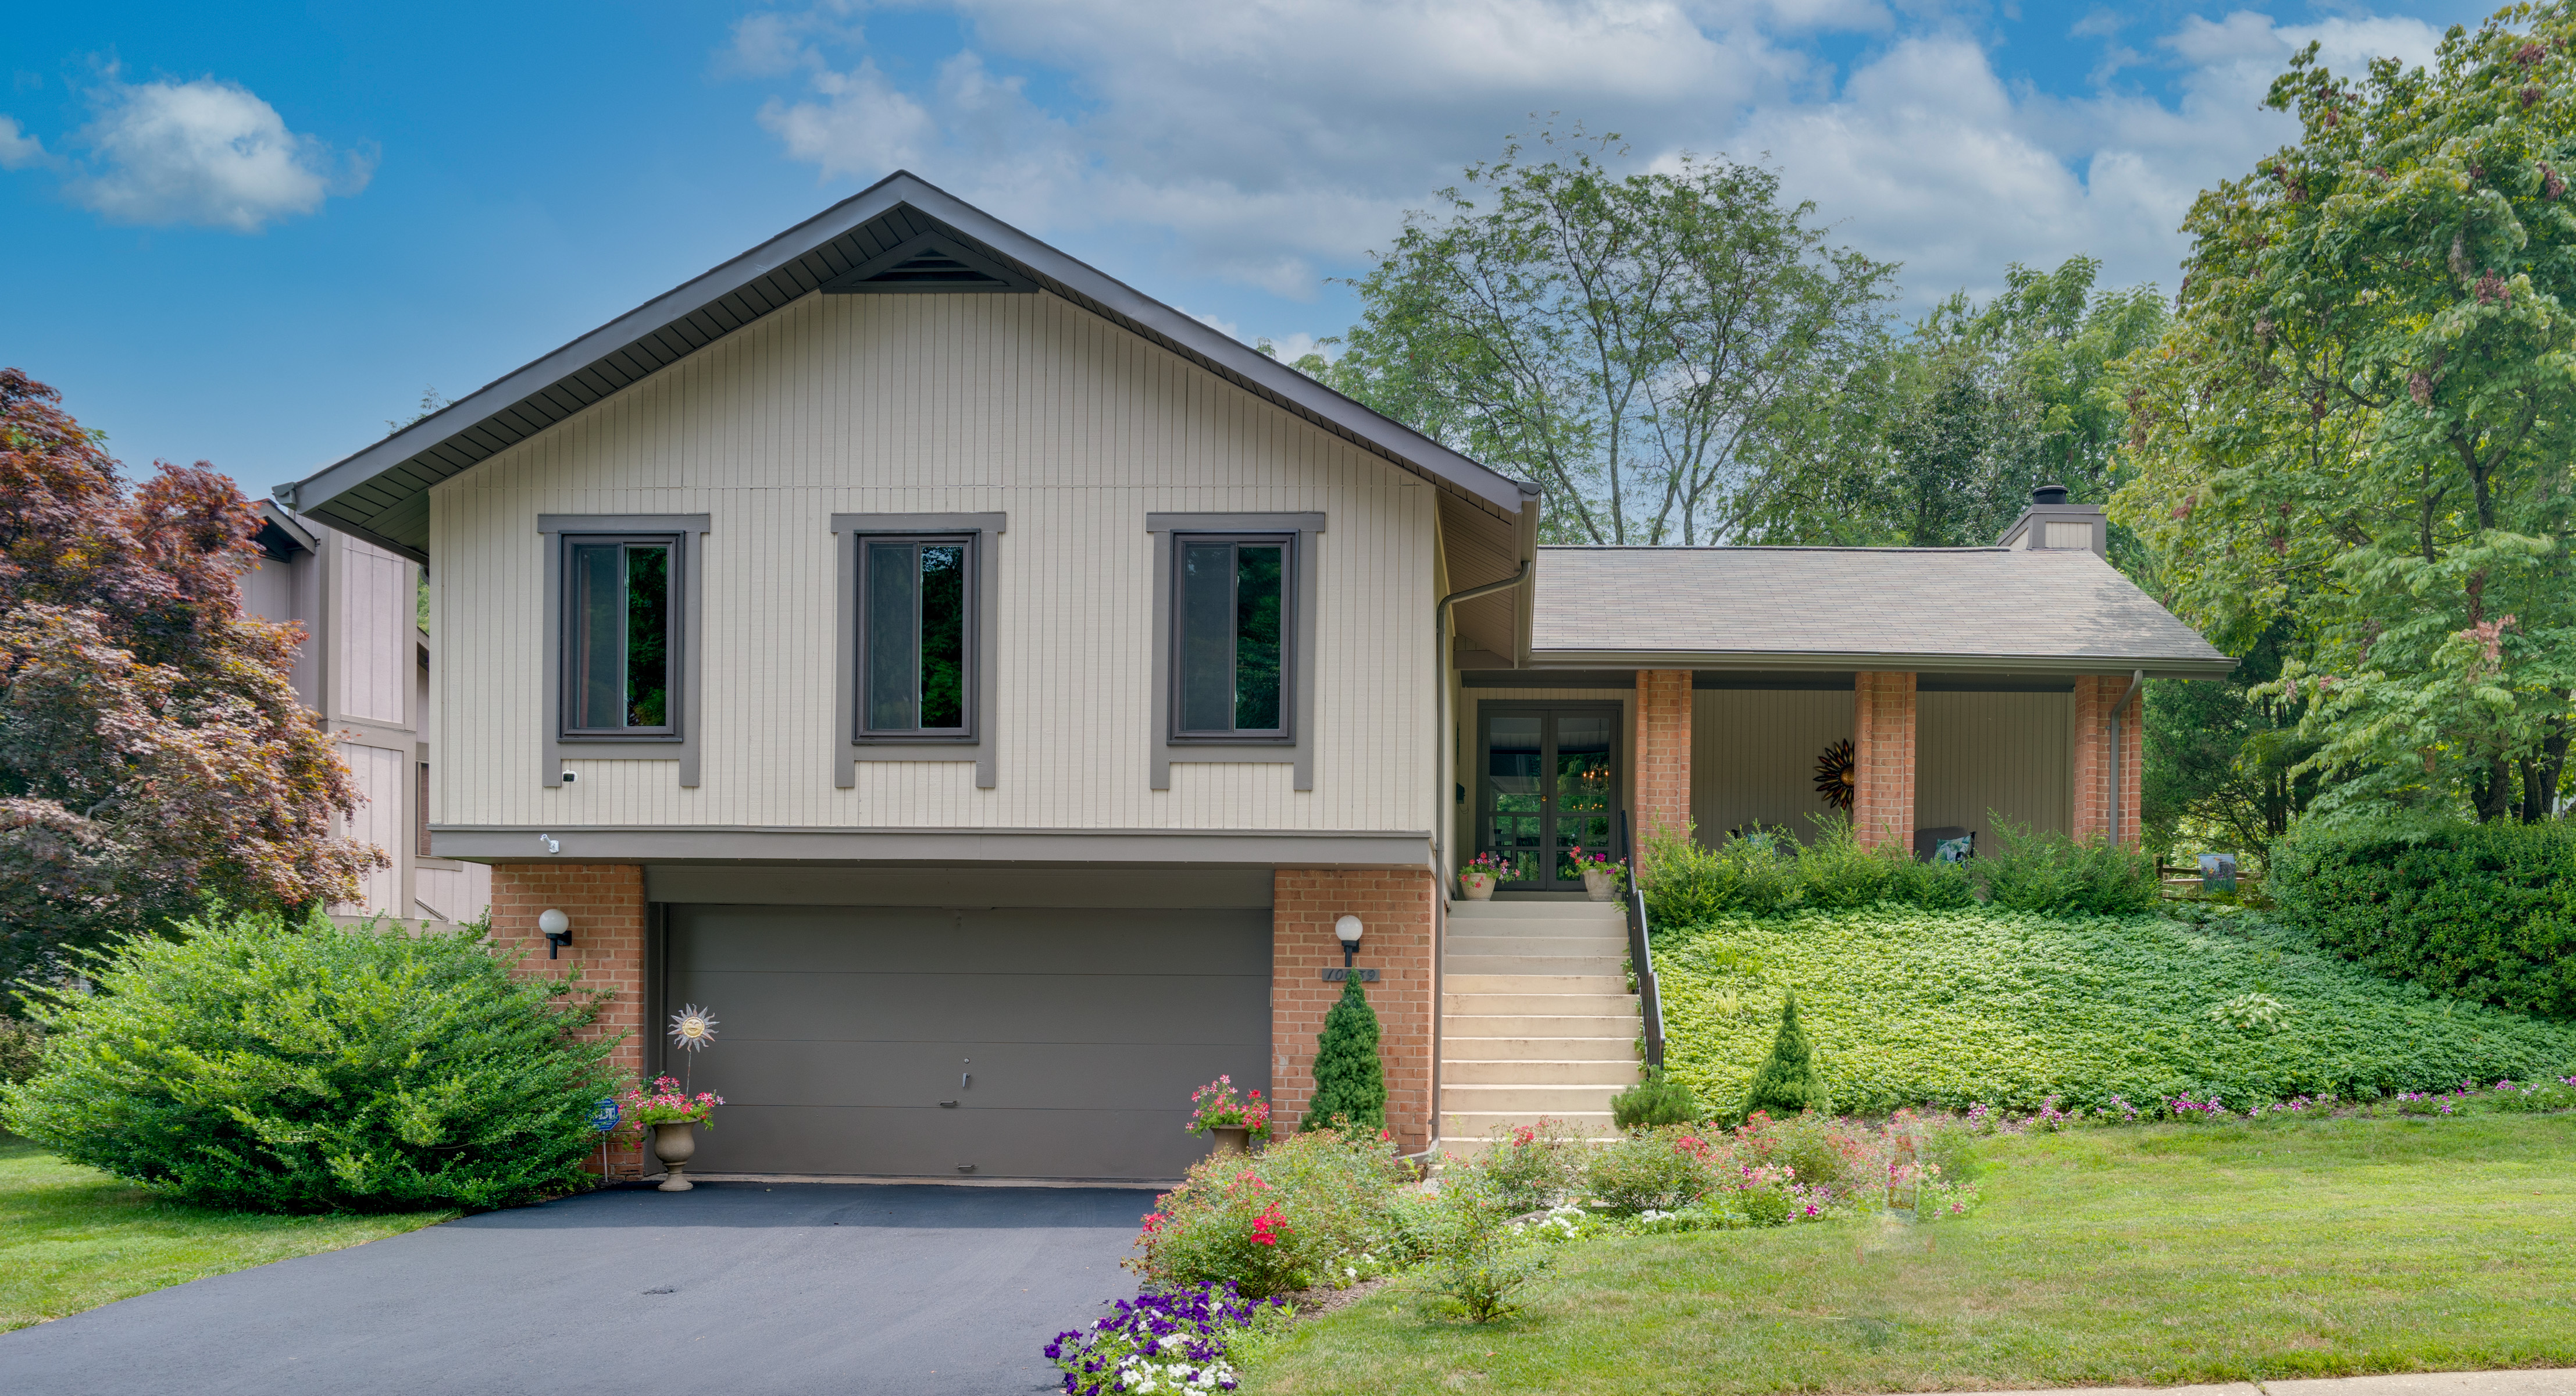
[1977,821,2160,914]
[1462,1116,1589,1212]
[1,907,620,1212]
[1657,907,2576,1113]
[2270,818,2576,1017]
[1639,828,1799,924]
[1419,1166,1554,1323]
[1741,988,1831,1119]
[1304,973,1386,1133]
[0,1017,41,1085]
[1582,1125,1719,1213]
[1608,1066,1702,1130]
[1129,1126,1411,1298]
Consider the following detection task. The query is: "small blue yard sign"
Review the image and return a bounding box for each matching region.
[591,1098,620,1133]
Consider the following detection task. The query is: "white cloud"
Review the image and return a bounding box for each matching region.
[725,1,2446,310]
[0,116,49,170]
[38,77,370,232]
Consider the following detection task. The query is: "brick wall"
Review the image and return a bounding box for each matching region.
[1851,671,1917,849]
[1633,669,1694,840]
[490,863,648,1180]
[1271,868,1436,1153]
[2072,675,2145,846]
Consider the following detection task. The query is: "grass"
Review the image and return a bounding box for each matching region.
[0,1134,454,1332]
[1241,1114,2576,1394]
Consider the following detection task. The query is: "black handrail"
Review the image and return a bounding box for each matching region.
[1618,809,1666,1069]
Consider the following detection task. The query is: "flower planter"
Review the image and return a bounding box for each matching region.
[1208,1126,1251,1157]
[1581,867,1622,902]
[1458,871,1497,901]
[651,1121,698,1192]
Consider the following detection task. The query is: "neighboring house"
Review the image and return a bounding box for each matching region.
[245,501,493,925]
[274,173,2229,1180]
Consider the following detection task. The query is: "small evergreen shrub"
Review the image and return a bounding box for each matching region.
[1976,821,2160,914]
[1304,973,1386,1133]
[1608,1066,1702,1130]
[1740,988,1831,1119]
[1,906,622,1212]
[2270,818,2576,1017]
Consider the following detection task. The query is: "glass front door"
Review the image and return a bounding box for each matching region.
[1479,706,1621,890]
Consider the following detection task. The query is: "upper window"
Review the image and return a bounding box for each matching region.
[1172,534,1291,740]
[563,535,677,735]
[858,535,975,739]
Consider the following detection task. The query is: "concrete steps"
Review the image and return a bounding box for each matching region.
[1440,899,1640,1145]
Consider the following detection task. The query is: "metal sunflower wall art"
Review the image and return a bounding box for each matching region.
[669,1005,719,1052]
[1814,738,1856,811]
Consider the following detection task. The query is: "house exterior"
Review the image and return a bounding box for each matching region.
[244,503,492,925]
[277,173,2229,1181]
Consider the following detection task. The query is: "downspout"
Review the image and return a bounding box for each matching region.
[2110,669,2144,847]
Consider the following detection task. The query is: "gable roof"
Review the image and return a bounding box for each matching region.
[279,171,1539,562]
[1530,546,2234,678]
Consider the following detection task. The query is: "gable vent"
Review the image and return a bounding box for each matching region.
[820,230,1037,295]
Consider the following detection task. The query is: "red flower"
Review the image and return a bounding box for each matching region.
[1250,1204,1289,1248]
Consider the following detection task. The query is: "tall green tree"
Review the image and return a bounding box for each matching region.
[1321,127,1895,544]
[1303,973,1385,1134]
[2115,6,2576,822]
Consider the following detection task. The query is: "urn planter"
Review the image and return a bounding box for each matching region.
[1208,1126,1251,1158]
[1581,867,1622,902]
[1458,871,1497,902]
[651,1121,699,1191]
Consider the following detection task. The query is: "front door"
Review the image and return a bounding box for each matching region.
[1479,706,1621,891]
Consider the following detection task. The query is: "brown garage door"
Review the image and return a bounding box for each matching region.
[661,904,1271,1180]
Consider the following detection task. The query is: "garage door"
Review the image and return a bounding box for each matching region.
[662,904,1271,1181]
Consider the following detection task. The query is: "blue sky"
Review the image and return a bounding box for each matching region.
[3,1,2482,501]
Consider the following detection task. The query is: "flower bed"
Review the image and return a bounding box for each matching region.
[1046,1281,1289,1395]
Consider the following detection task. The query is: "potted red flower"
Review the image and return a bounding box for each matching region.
[1184,1076,1272,1156]
[622,1076,724,1191]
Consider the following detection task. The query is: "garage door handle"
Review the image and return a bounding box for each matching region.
[940,1100,958,1108]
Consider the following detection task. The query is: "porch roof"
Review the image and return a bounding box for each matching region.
[1526,545,2235,679]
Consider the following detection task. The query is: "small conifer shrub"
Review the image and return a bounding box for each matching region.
[1609,1065,1703,1130]
[1303,973,1386,1133]
[1741,988,1831,1119]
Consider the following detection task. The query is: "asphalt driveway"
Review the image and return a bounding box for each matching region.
[0,1181,1154,1396]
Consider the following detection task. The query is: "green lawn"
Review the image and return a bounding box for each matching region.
[0,1134,453,1332]
[1243,1114,2576,1394]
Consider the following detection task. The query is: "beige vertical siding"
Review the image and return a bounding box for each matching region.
[336,742,406,914]
[431,291,1435,834]
[1917,690,2072,849]
[1690,690,1855,845]
[337,537,411,726]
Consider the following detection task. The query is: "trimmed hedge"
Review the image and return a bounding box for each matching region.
[1639,818,2154,923]
[2270,819,2576,1018]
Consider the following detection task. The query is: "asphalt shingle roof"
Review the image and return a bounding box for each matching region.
[1531,545,2232,674]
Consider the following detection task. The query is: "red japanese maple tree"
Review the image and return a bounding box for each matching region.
[0,368,381,988]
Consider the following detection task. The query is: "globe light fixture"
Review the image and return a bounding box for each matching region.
[537,907,571,959]
[1334,914,1363,968]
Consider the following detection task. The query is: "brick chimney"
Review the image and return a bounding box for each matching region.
[1997,483,2106,555]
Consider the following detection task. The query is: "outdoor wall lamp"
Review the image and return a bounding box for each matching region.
[1335,914,1363,968]
[538,908,571,959]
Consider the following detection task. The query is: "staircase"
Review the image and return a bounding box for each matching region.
[1439,899,1642,1144]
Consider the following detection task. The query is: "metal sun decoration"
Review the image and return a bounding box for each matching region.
[669,1004,718,1092]
[1814,738,1857,811]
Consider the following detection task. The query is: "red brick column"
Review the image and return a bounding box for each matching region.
[1271,868,1436,1153]
[1632,669,1694,841]
[2073,675,2144,846]
[1851,672,1917,850]
[491,864,648,1179]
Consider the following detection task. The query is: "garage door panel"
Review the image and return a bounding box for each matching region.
[669,906,1270,976]
[683,1039,1271,1112]
[666,970,1266,1044]
[663,902,1271,1180]
[691,1105,1226,1180]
